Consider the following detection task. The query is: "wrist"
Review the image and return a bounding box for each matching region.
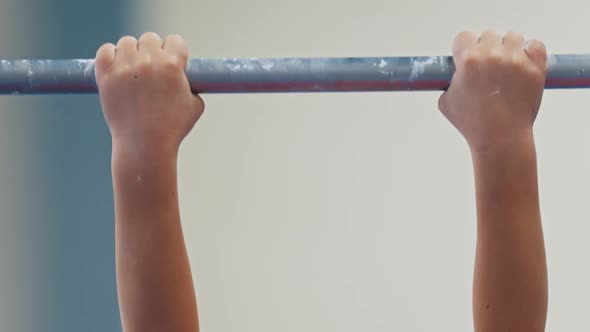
[470,133,538,180]
[468,131,536,161]
[469,131,541,220]
[111,139,178,174]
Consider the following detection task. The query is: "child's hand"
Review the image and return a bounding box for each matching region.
[441,31,549,332]
[438,30,547,153]
[95,33,204,154]
[98,33,203,332]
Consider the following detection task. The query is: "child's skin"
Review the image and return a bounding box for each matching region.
[96,30,548,332]
[95,32,203,332]
[439,30,548,331]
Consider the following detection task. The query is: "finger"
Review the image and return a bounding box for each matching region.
[163,34,189,66]
[525,39,548,71]
[138,32,163,55]
[478,29,502,50]
[115,36,138,63]
[502,31,526,53]
[452,31,478,67]
[95,43,116,80]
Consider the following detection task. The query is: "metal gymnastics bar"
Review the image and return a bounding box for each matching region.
[0,55,589,95]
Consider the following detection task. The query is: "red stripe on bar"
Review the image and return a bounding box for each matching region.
[546,78,590,88]
[193,80,450,92]
[0,84,95,93]
[4,78,590,94]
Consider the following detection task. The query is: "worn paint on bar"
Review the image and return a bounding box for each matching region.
[0,55,589,94]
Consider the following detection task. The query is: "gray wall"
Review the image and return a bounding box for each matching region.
[0,4,39,331]
[33,1,127,330]
[0,1,128,331]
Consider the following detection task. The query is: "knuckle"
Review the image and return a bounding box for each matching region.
[508,54,527,69]
[526,40,548,57]
[486,49,506,66]
[114,64,136,80]
[139,32,162,46]
[118,35,137,45]
[141,31,161,39]
[480,28,498,38]
[453,30,476,49]
[159,57,184,74]
[525,65,546,82]
[97,43,111,53]
[96,43,113,60]
[505,31,523,40]
[150,57,181,78]
[462,49,481,68]
[136,58,155,74]
[457,30,474,38]
[174,49,189,62]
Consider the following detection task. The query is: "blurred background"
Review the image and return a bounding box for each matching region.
[1,0,590,331]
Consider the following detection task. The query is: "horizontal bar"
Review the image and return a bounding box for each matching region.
[1,55,590,95]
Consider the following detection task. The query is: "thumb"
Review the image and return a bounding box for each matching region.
[193,94,205,115]
[438,89,450,115]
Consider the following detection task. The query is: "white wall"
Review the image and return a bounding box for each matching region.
[135,0,590,330]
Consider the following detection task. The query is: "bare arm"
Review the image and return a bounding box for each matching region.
[112,144,198,332]
[471,139,547,331]
[95,32,204,332]
[438,30,548,331]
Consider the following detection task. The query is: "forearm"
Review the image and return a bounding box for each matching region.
[470,136,547,331]
[112,142,198,332]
